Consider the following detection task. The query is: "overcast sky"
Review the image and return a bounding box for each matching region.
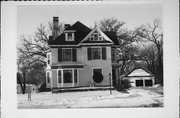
[17,3,162,39]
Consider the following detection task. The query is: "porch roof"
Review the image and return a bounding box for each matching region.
[51,64,84,69]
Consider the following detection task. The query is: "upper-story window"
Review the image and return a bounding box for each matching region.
[65,32,74,41]
[111,48,116,62]
[87,47,106,60]
[58,48,77,62]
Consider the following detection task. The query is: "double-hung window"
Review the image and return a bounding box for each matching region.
[65,33,74,41]
[58,48,77,62]
[58,70,62,83]
[87,47,106,60]
[62,49,72,61]
[47,72,50,83]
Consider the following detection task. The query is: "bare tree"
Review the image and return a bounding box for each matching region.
[118,44,140,75]
[137,19,163,85]
[17,22,64,93]
[99,17,125,32]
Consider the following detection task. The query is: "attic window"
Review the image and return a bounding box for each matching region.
[90,33,103,41]
[65,33,74,41]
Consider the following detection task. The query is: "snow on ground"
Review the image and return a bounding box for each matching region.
[17,87,163,109]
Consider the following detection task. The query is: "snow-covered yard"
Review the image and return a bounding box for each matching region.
[17,87,163,109]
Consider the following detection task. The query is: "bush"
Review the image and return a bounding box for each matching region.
[93,72,103,83]
[38,82,46,92]
[114,79,131,92]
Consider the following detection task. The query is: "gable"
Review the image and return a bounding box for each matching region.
[127,69,152,77]
[49,21,91,46]
[80,27,114,44]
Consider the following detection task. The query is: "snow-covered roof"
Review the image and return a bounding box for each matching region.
[126,68,153,77]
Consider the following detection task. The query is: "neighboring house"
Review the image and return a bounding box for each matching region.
[46,17,120,89]
[17,84,38,94]
[122,68,155,87]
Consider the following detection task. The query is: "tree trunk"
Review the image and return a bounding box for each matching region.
[22,72,26,94]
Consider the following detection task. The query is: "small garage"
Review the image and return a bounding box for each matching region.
[122,68,155,87]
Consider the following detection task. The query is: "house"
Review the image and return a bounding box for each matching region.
[122,68,155,87]
[46,17,120,89]
[17,84,38,94]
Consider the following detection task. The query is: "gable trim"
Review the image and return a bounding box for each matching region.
[80,27,114,44]
[80,43,113,46]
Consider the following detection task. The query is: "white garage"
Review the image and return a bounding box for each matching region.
[122,68,155,87]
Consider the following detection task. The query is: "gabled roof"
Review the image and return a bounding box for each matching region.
[49,21,120,46]
[80,27,113,44]
[125,67,154,77]
[64,21,91,33]
[104,31,120,46]
[49,21,91,45]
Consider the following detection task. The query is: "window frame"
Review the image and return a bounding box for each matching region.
[65,32,74,41]
[57,69,79,87]
[58,70,62,84]
[62,48,73,62]
[63,69,73,83]
[88,46,106,60]
[46,71,51,84]
[91,47,101,60]
[47,53,51,65]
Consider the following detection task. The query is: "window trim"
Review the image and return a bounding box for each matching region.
[91,47,102,60]
[57,69,79,87]
[89,46,105,60]
[89,32,103,41]
[65,32,74,41]
[47,53,51,65]
[46,71,51,86]
[62,48,73,62]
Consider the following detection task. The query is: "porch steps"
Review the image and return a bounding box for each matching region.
[52,86,115,93]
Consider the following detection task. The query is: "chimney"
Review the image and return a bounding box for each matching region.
[53,17,59,38]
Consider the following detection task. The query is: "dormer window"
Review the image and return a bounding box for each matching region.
[65,32,74,41]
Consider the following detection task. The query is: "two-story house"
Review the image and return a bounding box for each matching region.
[46,17,120,89]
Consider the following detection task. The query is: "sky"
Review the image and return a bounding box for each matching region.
[17,3,162,40]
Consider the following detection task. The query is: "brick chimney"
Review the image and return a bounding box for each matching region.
[52,17,59,38]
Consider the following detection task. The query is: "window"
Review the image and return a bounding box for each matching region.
[87,47,106,60]
[58,48,77,62]
[74,69,78,83]
[90,36,93,41]
[111,48,116,62]
[47,72,50,83]
[62,49,72,61]
[94,33,98,41]
[92,48,101,59]
[89,32,103,41]
[58,70,62,83]
[47,54,50,64]
[63,70,73,83]
[65,33,74,41]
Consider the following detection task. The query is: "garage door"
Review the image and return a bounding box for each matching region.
[135,80,143,87]
[145,80,153,87]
